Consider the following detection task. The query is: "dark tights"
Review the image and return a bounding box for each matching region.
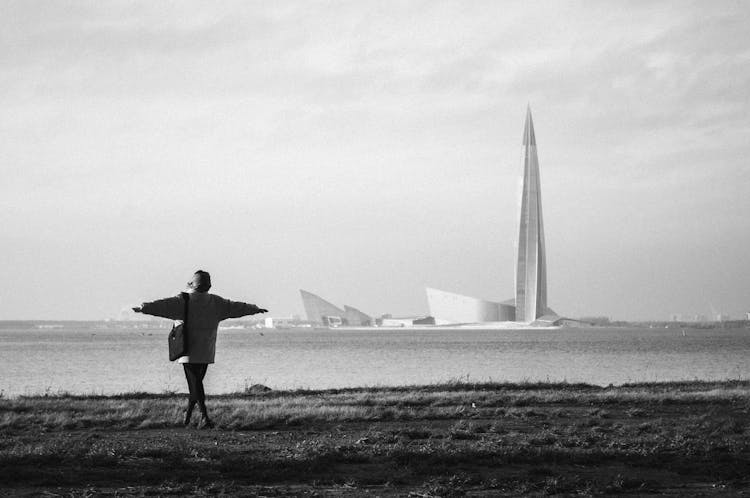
[183,363,210,424]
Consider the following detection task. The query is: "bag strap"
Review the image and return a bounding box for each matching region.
[180,292,189,326]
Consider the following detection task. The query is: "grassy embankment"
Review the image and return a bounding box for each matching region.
[1,380,749,496]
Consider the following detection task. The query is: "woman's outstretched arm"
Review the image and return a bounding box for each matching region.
[219,298,268,320]
[132,296,185,319]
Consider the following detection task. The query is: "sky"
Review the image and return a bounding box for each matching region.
[1,1,749,321]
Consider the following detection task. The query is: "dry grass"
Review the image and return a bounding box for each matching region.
[1,380,750,495]
[2,379,749,431]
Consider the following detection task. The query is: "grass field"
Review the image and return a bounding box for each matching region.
[1,380,749,496]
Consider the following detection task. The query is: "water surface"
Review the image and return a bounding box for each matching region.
[1,322,748,396]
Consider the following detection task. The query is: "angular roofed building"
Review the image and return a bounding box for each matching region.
[300,290,372,327]
[344,305,372,326]
[300,290,345,326]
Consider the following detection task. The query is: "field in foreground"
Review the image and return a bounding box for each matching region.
[1,381,750,497]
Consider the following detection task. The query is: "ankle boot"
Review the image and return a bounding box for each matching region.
[198,416,215,429]
[184,401,196,427]
[197,401,213,428]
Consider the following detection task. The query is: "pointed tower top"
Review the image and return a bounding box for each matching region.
[523,106,536,146]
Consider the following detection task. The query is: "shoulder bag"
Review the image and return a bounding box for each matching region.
[168,292,189,361]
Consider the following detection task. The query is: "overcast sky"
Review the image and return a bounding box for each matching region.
[1,1,748,321]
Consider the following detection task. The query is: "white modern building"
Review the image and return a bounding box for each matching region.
[427,107,555,324]
[515,106,548,322]
[425,288,515,324]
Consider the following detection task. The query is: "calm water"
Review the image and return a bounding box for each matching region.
[1,322,749,396]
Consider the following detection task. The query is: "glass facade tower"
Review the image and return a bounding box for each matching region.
[515,106,548,322]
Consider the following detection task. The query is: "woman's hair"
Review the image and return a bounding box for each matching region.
[189,270,212,292]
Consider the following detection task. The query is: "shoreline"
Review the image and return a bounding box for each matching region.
[5,377,750,400]
[5,377,750,398]
[2,380,750,496]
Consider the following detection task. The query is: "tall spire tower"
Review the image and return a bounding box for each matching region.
[515,106,548,322]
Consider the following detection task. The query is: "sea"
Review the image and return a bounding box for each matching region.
[1,321,749,397]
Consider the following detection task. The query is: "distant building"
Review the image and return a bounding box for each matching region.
[427,108,557,324]
[300,290,344,324]
[378,316,435,327]
[379,317,414,327]
[322,315,343,327]
[578,316,611,326]
[263,317,299,329]
[532,315,591,327]
[300,290,372,326]
[426,288,515,323]
[344,305,372,326]
[515,106,548,322]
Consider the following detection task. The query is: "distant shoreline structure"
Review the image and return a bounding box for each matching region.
[300,108,580,329]
[4,319,747,331]
[334,322,562,331]
[426,107,557,326]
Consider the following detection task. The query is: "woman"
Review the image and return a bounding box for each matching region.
[133,270,268,428]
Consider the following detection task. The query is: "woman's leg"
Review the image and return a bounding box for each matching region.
[194,364,213,427]
[182,364,200,425]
